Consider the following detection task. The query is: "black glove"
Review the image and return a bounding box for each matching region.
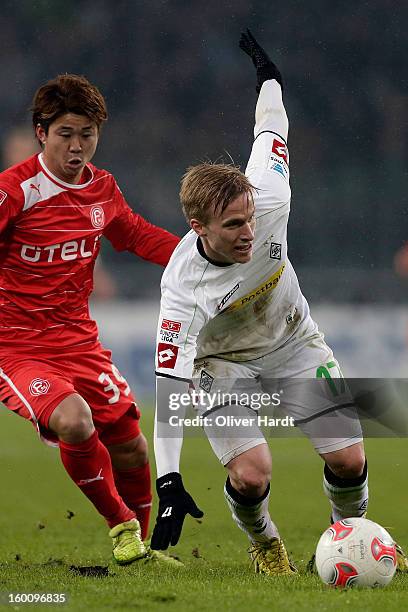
[150,472,204,550]
[239,28,283,93]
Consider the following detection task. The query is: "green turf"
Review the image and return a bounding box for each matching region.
[0,405,407,611]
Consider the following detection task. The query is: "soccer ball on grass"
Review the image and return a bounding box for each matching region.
[315,517,397,587]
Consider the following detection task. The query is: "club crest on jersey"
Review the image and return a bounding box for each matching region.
[199,370,214,393]
[29,378,50,396]
[160,319,181,342]
[0,189,7,206]
[217,283,240,311]
[157,343,179,369]
[269,242,281,260]
[90,205,105,229]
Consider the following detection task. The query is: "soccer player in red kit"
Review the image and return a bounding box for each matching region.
[0,74,181,566]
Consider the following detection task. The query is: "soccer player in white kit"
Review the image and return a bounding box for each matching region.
[151,31,407,574]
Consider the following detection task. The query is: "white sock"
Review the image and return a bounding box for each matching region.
[323,461,369,522]
[224,477,279,543]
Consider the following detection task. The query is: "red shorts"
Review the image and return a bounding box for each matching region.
[0,342,141,445]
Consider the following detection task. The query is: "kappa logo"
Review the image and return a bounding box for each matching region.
[217,283,240,311]
[157,343,179,369]
[0,189,7,206]
[90,205,105,229]
[29,378,50,396]
[199,370,214,393]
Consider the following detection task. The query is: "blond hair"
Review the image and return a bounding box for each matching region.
[180,163,255,224]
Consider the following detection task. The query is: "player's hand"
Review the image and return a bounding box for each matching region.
[239,28,283,92]
[150,472,204,550]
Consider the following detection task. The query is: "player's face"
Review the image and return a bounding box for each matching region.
[191,192,256,264]
[36,113,99,184]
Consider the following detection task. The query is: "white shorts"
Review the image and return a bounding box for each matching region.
[192,332,363,465]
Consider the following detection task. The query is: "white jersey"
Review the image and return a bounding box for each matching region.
[155,79,317,382]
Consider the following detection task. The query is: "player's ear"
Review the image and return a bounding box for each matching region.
[190,218,207,237]
[35,124,47,146]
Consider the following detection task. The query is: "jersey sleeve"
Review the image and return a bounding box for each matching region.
[0,179,24,235]
[155,276,207,380]
[245,79,291,210]
[103,181,180,266]
[154,270,207,476]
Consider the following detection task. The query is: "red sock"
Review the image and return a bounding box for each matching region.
[59,430,135,528]
[113,462,152,540]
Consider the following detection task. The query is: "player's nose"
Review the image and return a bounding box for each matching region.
[69,137,82,152]
[242,222,255,240]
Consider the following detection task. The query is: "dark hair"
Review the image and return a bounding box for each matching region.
[31,74,108,134]
[180,163,255,224]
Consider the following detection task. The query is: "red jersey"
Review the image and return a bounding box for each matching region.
[0,153,179,351]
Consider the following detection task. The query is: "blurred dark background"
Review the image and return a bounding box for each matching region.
[1,0,407,302]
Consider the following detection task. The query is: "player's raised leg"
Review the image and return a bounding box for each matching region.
[48,394,146,565]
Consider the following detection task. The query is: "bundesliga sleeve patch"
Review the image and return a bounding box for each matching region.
[160,319,182,342]
[161,319,181,332]
[157,343,179,369]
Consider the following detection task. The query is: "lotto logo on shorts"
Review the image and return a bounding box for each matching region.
[157,343,179,369]
[90,205,105,229]
[29,378,51,396]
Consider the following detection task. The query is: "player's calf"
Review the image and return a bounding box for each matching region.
[321,441,368,523]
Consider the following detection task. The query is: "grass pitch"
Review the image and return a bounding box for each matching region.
[0,406,407,611]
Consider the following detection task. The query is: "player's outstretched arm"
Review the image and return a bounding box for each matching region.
[152,288,206,550]
[153,376,204,550]
[241,29,289,188]
[239,28,283,92]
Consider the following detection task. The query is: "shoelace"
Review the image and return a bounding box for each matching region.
[116,530,137,550]
[249,541,283,569]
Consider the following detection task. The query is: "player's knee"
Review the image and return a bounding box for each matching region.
[227,443,271,497]
[108,434,149,469]
[229,465,270,497]
[324,446,366,479]
[49,394,94,442]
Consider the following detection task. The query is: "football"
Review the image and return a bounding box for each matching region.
[315,517,397,587]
